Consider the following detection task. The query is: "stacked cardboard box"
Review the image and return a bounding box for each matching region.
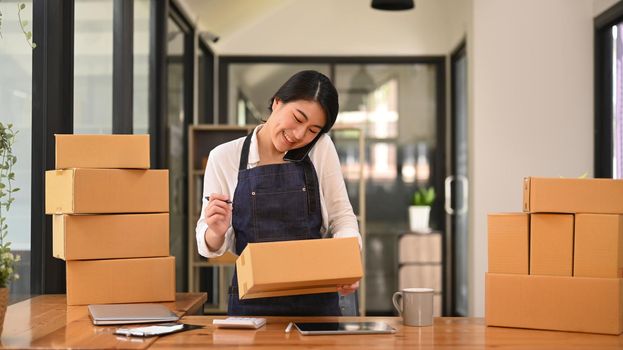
[486,177,623,335]
[45,135,175,305]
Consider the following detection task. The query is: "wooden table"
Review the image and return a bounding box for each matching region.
[151,316,623,349]
[0,293,207,349]
[2,297,623,349]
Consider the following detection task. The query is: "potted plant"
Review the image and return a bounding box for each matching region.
[408,186,435,232]
[0,122,20,334]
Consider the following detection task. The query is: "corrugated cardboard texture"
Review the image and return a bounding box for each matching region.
[574,214,623,278]
[236,237,362,300]
[45,169,169,214]
[530,214,574,276]
[486,273,623,335]
[523,177,623,214]
[488,213,529,274]
[55,134,150,169]
[53,213,169,260]
[66,256,175,305]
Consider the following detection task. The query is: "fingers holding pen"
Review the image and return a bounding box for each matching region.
[205,193,233,218]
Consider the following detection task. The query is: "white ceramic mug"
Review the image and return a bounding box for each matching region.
[392,288,434,326]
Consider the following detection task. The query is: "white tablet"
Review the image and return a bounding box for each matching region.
[294,322,396,335]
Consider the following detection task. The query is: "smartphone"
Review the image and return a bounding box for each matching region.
[283,135,321,162]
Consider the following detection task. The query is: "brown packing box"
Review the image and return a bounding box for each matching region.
[66,256,175,305]
[530,213,574,276]
[45,169,169,214]
[55,134,150,169]
[485,273,623,335]
[488,213,529,274]
[53,213,169,260]
[574,214,623,278]
[236,237,362,299]
[523,177,623,214]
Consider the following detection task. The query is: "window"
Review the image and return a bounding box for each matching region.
[0,0,33,303]
[74,0,113,134]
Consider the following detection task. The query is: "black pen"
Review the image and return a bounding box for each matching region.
[205,196,232,204]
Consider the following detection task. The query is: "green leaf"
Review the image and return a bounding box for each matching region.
[0,183,4,189]
[12,188,20,192]
[31,42,37,49]
[26,32,31,40]
[20,3,26,10]
[21,20,28,27]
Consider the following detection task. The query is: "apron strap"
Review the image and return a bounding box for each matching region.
[239,132,253,171]
[302,158,318,214]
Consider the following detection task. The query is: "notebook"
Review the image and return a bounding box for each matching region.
[88,303,180,325]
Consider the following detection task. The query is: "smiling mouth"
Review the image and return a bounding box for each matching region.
[282,131,296,145]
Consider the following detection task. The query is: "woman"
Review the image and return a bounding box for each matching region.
[195,70,361,316]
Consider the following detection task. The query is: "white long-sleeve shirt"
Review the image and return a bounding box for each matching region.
[195,126,361,258]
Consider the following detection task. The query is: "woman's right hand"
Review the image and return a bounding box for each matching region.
[205,193,232,240]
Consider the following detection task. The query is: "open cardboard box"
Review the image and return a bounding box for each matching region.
[236,237,362,299]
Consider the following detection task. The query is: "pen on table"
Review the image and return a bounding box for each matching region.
[205,196,232,204]
[285,322,294,333]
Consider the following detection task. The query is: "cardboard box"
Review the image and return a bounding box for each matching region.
[236,237,362,299]
[399,233,441,263]
[486,273,623,335]
[530,213,574,276]
[45,169,169,214]
[55,134,150,169]
[574,214,623,278]
[523,177,623,214]
[53,213,169,260]
[488,213,529,274]
[66,256,175,305]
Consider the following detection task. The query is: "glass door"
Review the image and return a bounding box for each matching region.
[448,42,469,316]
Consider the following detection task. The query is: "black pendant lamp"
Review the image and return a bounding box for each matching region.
[371,0,414,11]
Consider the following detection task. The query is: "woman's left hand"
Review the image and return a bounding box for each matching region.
[337,281,360,296]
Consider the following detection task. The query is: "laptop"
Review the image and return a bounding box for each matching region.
[294,322,396,335]
[88,303,180,325]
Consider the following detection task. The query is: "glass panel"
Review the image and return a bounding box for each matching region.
[0,0,33,303]
[228,64,331,125]
[133,0,150,134]
[453,51,469,316]
[74,0,113,134]
[334,64,438,233]
[167,16,185,291]
[613,24,623,179]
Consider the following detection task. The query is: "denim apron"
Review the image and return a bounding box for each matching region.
[227,133,341,316]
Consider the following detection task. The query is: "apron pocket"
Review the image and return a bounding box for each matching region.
[252,188,310,242]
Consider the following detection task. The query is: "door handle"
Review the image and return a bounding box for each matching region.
[445,175,469,215]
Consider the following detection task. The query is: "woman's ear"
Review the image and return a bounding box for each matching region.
[271,97,282,111]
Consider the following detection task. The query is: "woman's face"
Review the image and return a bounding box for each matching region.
[268,98,327,153]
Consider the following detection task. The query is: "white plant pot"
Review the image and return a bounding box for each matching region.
[409,205,431,232]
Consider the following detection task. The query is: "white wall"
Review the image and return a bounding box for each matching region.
[470,0,605,316]
[212,0,464,56]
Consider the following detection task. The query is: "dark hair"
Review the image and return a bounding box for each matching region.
[268,70,339,133]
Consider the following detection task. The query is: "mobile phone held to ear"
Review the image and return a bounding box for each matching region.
[283,135,321,162]
[283,146,311,162]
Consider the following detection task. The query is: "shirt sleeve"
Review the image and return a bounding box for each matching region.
[315,135,363,249]
[195,145,235,258]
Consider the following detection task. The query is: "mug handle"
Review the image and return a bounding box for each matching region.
[392,292,403,316]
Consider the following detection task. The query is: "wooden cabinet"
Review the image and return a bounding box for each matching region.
[398,231,443,316]
[188,125,254,313]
